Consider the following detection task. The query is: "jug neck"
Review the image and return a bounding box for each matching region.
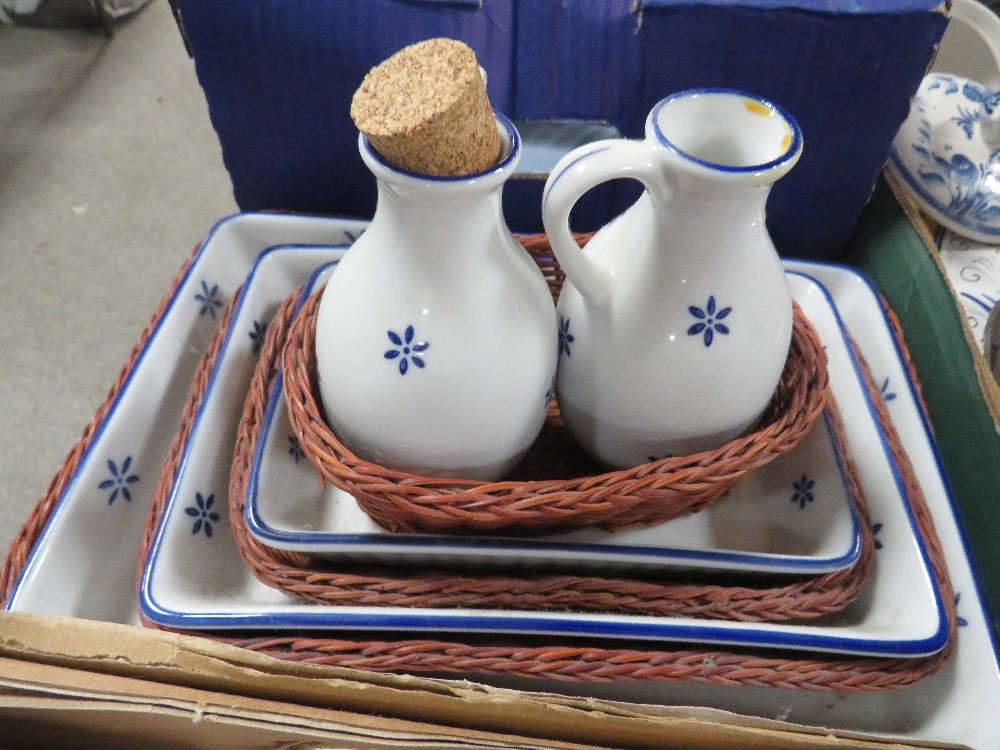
[641,183,773,258]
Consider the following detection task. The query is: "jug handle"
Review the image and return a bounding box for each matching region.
[542,139,666,308]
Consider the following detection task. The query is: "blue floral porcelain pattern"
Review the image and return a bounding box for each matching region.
[288,434,305,464]
[98,456,139,505]
[687,296,732,347]
[955,592,970,628]
[558,316,575,357]
[249,320,267,354]
[186,492,221,537]
[891,74,1000,239]
[880,377,897,402]
[791,474,815,509]
[195,280,224,320]
[384,326,429,375]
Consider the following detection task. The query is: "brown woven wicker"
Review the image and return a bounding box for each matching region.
[1,234,957,693]
[142,271,953,690]
[281,250,830,534]
[229,288,872,621]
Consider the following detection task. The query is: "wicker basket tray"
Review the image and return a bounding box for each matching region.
[230,285,873,621]
[0,234,957,692]
[282,237,830,535]
[140,275,955,691]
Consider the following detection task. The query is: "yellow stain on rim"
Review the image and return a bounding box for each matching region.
[743,99,771,116]
[743,98,794,152]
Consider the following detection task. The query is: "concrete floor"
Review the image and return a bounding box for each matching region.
[0,0,238,555]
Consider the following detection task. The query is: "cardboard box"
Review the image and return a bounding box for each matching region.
[0,611,970,749]
[170,0,947,260]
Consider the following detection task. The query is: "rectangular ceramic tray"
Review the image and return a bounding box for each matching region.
[3,213,366,623]
[136,247,947,658]
[245,294,863,576]
[6,213,999,748]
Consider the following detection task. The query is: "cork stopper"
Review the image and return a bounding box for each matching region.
[350,38,502,177]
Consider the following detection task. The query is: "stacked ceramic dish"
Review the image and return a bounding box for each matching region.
[123,223,953,671]
[7,212,1000,747]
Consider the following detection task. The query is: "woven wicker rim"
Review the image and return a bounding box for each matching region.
[229,286,874,622]
[282,243,830,534]
[150,272,953,691]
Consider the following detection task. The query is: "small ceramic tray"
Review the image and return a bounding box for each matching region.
[246,304,860,578]
[138,251,948,658]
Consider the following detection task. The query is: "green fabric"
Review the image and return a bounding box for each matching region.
[847,177,1000,634]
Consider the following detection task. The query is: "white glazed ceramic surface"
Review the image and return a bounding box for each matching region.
[936,228,1000,350]
[314,115,558,481]
[3,214,364,624]
[889,72,1000,243]
[139,263,947,659]
[5,215,1000,746]
[247,359,862,576]
[541,89,802,467]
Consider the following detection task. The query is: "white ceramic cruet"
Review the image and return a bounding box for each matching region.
[542,88,803,468]
[313,115,558,480]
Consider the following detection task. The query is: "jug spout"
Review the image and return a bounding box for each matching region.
[648,88,803,192]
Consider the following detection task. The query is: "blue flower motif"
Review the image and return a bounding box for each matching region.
[791,474,815,509]
[955,592,969,627]
[195,280,223,320]
[687,296,732,347]
[880,376,897,402]
[288,434,305,463]
[249,319,267,354]
[384,326,429,375]
[185,492,221,537]
[98,456,139,505]
[558,316,575,357]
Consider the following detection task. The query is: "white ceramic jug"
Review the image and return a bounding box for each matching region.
[314,114,558,480]
[542,88,803,468]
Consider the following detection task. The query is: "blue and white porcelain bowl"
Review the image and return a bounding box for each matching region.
[889,72,1000,244]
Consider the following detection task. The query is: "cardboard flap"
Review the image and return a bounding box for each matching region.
[0,610,970,750]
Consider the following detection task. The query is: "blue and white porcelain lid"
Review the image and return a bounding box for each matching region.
[888,72,1000,244]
